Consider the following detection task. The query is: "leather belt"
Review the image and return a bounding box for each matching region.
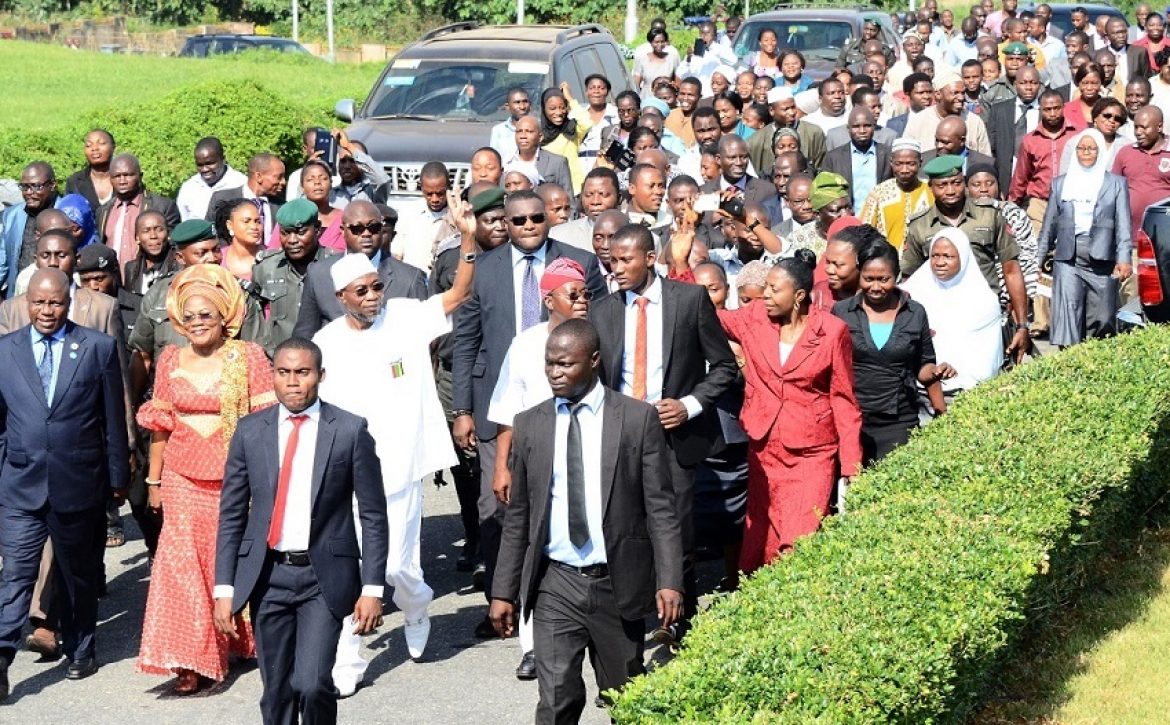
[271,550,311,566]
[550,559,609,578]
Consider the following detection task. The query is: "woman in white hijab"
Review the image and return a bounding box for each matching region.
[1037,128,1134,347]
[901,227,1004,395]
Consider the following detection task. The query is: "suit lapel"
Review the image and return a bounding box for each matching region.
[533,402,557,543]
[50,323,85,409]
[754,307,786,382]
[660,279,678,381]
[781,314,823,374]
[499,247,517,336]
[264,406,281,495]
[12,329,48,407]
[599,390,621,520]
[310,405,337,507]
[603,292,626,388]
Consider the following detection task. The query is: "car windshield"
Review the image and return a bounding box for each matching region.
[734,20,855,62]
[363,59,548,122]
[255,39,309,54]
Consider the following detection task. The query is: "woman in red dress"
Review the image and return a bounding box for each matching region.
[717,251,863,573]
[136,264,276,694]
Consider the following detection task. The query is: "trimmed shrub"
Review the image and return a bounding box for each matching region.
[0,79,321,198]
[612,326,1170,722]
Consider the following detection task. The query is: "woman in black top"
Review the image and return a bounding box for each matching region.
[832,240,951,464]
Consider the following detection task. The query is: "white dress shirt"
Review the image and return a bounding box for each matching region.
[176,166,247,221]
[491,118,520,162]
[391,204,454,274]
[1113,46,1129,89]
[620,276,702,419]
[213,401,383,599]
[545,381,607,567]
[511,243,548,334]
[487,322,553,427]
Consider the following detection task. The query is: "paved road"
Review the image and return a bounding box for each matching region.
[1,478,618,724]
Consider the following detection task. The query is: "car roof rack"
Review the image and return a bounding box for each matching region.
[419,21,482,42]
[555,24,610,44]
[771,1,882,9]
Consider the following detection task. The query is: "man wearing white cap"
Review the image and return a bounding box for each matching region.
[314,194,480,696]
[746,86,827,173]
[903,70,993,156]
[857,138,934,250]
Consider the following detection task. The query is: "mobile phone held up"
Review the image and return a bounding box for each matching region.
[314,130,339,173]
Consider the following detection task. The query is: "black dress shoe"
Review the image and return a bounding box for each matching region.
[0,662,9,702]
[65,657,98,680]
[455,551,474,572]
[515,650,536,680]
[474,616,497,639]
[471,563,486,591]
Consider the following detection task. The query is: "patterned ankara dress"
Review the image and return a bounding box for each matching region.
[136,340,275,680]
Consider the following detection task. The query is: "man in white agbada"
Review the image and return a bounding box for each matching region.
[313,195,479,696]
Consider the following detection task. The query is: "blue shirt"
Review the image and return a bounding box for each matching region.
[850,143,878,212]
[31,324,66,402]
[545,381,607,567]
[870,321,894,350]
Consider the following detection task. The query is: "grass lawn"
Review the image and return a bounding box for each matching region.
[0,40,383,131]
[976,519,1170,725]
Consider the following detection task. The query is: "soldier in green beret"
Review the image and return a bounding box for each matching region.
[251,198,336,355]
[903,155,1032,362]
[127,219,264,402]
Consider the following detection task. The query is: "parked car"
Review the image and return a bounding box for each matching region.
[335,22,633,203]
[179,34,312,57]
[1035,4,1129,38]
[732,5,902,82]
[1136,198,1170,324]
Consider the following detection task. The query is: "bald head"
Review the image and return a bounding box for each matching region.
[635,148,669,174]
[342,200,378,224]
[110,153,141,174]
[35,209,72,236]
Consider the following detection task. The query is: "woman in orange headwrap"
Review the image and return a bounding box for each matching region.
[136,264,275,694]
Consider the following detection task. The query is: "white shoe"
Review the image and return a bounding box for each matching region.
[336,680,358,699]
[404,616,430,660]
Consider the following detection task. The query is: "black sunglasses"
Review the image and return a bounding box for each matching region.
[345,221,384,235]
[508,213,547,226]
[348,281,385,297]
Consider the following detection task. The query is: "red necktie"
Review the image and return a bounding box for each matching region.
[632,297,649,401]
[268,414,308,549]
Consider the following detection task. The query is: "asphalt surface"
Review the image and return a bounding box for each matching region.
[1,477,619,724]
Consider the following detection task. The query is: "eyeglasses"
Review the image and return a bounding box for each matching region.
[508,213,547,226]
[345,221,384,235]
[1100,112,1125,122]
[553,289,593,302]
[348,281,385,297]
[181,311,220,326]
[19,181,55,193]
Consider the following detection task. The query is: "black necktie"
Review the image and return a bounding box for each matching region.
[566,402,590,549]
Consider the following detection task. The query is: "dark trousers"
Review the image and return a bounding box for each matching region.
[0,504,103,662]
[477,438,504,601]
[250,559,344,725]
[436,365,481,558]
[666,453,698,620]
[533,565,645,725]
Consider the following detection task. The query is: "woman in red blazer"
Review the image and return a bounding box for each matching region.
[718,251,863,573]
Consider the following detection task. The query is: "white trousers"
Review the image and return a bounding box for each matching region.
[332,479,433,691]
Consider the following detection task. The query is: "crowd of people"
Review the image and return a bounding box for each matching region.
[0,2,1165,722]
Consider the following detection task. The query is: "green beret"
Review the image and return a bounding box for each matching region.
[1002,41,1029,56]
[471,187,506,215]
[809,171,850,211]
[170,219,216,247]
[275,197,319,229]
[922,154,966,179]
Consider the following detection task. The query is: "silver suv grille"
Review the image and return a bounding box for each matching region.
[379,163,472,195]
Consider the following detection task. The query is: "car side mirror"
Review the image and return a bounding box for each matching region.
[334,99,356,122]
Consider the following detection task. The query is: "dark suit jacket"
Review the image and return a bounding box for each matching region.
[0,322,129,513]
[821,142,894,198]
[534,150,573,193]
[95,191,182,243]
[216,402,389,617]
[64,167,102,213]
[1038,173,1133,264]
[1124,45,1153,82]
[699,176,776,248]
[291,253,429,339]
[985,99,1026,193]
[492,388,684,621]
[204,186,283,224]
[451,239,605,440]
[886,113,910,137]
[921,149,996,173]
[589,278,737,466]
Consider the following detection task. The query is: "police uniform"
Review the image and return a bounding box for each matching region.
[252,246,335,354]
[128,220,265,362]
[902,155,1018,295]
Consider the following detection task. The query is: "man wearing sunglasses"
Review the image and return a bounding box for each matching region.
[451,190,606,639]
[314,193,481,695]
[1,162,62,300]
[251,198,336,355]
[292,199,428,339]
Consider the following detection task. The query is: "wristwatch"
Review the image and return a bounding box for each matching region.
[461,252,477,263]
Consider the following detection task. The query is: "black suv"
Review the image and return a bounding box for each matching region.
[179,34,312,57]
[335,22,633,203]
[733,5,901,81]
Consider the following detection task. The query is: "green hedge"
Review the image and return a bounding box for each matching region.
[613,326,1170,722]
[0,78,321,199]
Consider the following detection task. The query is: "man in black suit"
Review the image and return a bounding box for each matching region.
[489,319,683,722]
[699,134,774,248]
[291,200,428,339]
[214,337,388,724]
[588,224,736,641]
[451,190,605,634]
[1105,17,1152,82]
[205,152,287,248]
[822,106,893,212]
[0,269,129,699]
[95,153,180,268]
[985,65,1045,194]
